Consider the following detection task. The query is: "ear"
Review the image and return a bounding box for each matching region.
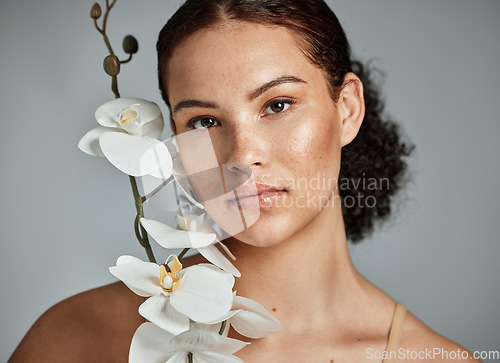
[338,73,365,147]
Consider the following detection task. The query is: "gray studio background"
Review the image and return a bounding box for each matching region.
[1,0,499,361]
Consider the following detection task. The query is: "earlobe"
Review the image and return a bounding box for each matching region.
[339,73,365,147]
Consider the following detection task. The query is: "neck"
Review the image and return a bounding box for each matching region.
[224,194,366,333]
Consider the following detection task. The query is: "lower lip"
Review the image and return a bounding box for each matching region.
[229,191,286,209]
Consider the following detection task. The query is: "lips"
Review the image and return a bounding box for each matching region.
[233,183,287,199]
[225,183,287,210]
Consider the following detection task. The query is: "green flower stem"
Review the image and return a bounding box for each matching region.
[93,0,120,98]
[120,53,133,64]
[218,320,227,335]
[177,248,190,261]
[187,352,193,363]
[141,175,174,203]
[93,0,117,56]
[129,175,156,263]
[111,75,120,99]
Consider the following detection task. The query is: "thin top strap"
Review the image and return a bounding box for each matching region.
[382,302,407,363]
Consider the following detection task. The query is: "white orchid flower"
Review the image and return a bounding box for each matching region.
[78,97,172,177]
[129,322,248,363]
[109,255,234,336]
[229,296,287,339]
[140,212,241,277]
[206,295,287,339]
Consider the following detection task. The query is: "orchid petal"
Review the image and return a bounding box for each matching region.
[170,329,247,356]
[193,351,245,363]
[137,113,164,139]
[201,309,241,325]
[197,245,241,277]
[197,263,236,287]
[218,241,236,261]
[96,98,140,128]
[191,320,231,335]
[195,220,218,235]
[141,218,216,249]
[190,321,217,332]
[139,295,190,335]
[129,322,177,363]
[170,329,222,352]
[179,198,196,215]
[109,257,163,297]
[177,210,216,235]
[148,142,175,179]
[116,255,144,265]
[95,98,163,138]
[230,296,287,339]
[210,335,249,355]
[171,171,206,209]
[78,126,123,157]
[99,133,171,177]
[122,99,163,138]
[166,351,190,363]
[170,265,234,323]
[190,213,205,231]
[230,310,287,339]
[175,214,188,230]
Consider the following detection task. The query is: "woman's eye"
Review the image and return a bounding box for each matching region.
[264,99,295,115]
[188,117,221,129]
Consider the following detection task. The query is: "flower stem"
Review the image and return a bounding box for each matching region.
[141,174,174,202]
[129,175,156,263]
[187,352,193,363]
[178,248,190,261]
[120,53,133,64]
[92,0,121,98]
[111,75,120,99]
[93,1,116,57]
[218,320,226,335]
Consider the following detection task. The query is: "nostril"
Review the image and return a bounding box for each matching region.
[227,163,244,172]
[222,163,255,191]
[226,162,260,172]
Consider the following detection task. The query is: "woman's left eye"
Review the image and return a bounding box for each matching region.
[263,99,296,115]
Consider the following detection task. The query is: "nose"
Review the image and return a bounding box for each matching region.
[221,122,267,172]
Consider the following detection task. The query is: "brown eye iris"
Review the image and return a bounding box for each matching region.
[270,101,285,113]
[192,117,220,129]
[200,118,216,128]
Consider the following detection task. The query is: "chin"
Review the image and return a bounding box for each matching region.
[227,208,312,248]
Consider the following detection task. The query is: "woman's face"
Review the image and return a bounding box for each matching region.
[164,21,350,247]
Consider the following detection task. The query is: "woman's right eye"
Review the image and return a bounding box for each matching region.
[187,117,221,129]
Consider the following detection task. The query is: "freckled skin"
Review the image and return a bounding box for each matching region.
[159,22,476,363]
[166,21,343,247]
[10,19,478,363]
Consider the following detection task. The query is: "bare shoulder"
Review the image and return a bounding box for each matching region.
[9,282,144,363]
[398,310,481,362]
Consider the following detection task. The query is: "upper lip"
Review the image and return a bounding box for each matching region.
[232,183,286,199]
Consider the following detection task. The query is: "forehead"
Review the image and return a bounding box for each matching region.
[164,21,326,102]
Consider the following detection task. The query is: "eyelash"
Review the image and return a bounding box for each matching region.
[263,98,297,115]
[186,98,297,130]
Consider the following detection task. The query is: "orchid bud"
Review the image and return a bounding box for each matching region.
[122,35,139,54]
[90,3,101,20]
[103,55,120,76]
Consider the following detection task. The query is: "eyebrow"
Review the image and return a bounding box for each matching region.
[173,99,218,114]
[172,75,306,114]
[247,75,307,101]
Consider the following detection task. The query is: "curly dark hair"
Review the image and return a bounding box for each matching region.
[156,0,414,242]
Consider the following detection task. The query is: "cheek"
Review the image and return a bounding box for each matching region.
[279,116,341,178]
